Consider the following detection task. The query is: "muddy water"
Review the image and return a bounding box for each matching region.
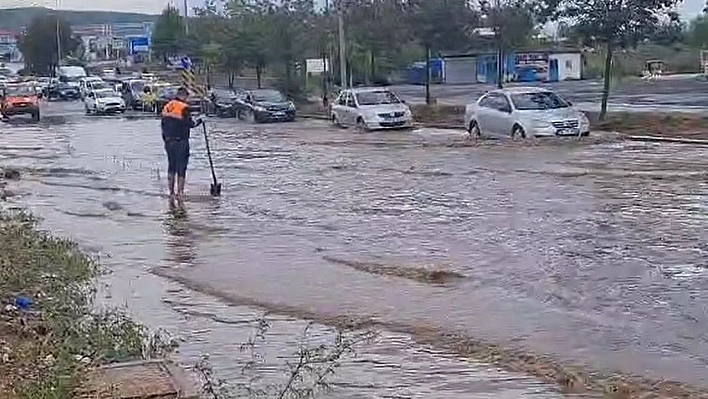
[2,102,708,395]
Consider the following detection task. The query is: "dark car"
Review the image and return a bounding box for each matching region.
[209,88,243,118]
[155,86,207,115]
[236,89,296,123]
[47,82,80,101]
[118,79,147,110]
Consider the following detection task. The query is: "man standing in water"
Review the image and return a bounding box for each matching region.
[161,87,202,199]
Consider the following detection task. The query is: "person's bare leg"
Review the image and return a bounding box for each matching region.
[177,175,186,198]
[167,173,176,198]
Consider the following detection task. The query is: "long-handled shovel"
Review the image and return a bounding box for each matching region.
[201,122,222,197]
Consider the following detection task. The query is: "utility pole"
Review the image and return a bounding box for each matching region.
[55,0,61,70]
[337,5,346,89]
[183,0,189,36]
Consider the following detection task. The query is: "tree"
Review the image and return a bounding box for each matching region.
[17,14,79,75]
[544,0,681,120]
[479,0,536,88]
[406,0,481,104]
[648,12,684,46]
[151,6,186,61]
[687,15,708,48]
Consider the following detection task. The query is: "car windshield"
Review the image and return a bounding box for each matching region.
[510,91,569,110]
[252,90,286,102]
[356,90,400,106]
[95,91,118,98]
[160,89,177,98]
[130,81,145,92]
[5,86,35,96]
[91,82,110,90]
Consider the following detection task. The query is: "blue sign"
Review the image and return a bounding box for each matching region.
[129,36,150,55]
[180,56,192,70]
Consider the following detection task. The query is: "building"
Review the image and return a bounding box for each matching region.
[0,29,21,62]
[434,49,583,85]
[71,22,154,61]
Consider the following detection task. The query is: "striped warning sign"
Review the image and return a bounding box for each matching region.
[180,68,206,97]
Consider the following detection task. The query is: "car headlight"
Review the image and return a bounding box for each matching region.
[254,106,266,112]
[288,102,296,110]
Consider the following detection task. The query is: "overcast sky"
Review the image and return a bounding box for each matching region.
[1,0,705,19]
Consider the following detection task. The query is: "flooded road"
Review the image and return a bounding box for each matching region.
[2,101,708,397]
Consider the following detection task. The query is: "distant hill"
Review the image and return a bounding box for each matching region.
[0,7,158,33]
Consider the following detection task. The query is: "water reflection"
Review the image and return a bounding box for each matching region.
[163,198,197,266]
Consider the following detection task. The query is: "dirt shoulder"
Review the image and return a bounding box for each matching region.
[0,170,171,398]
[299,102,708,140]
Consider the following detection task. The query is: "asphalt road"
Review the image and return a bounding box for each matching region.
[389,75,708,112]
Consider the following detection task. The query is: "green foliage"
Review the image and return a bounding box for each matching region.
[0,7,157,33]
[151,6,187,60]
[17,15,80,76]
[687,15,708,48]
[0,208,175,398]
[545,0,680,49]
[544,0,681,119]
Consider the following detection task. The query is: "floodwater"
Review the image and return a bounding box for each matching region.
[2,101,708,397]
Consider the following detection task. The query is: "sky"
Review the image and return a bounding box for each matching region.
[0,0,705,19]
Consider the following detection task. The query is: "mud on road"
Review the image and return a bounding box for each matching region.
[2,100,708,398]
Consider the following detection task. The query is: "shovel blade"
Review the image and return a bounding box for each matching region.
[210,183,222,197]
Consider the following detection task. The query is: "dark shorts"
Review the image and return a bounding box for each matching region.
[164,139,189,177]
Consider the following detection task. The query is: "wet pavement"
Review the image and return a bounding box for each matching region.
[2,100,708,396]
[390,75,708,112]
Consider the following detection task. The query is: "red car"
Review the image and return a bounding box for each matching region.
[1,85,40,121]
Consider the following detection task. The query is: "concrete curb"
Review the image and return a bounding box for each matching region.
[623,135,708,145]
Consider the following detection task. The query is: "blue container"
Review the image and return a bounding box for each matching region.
[406,59,444,85]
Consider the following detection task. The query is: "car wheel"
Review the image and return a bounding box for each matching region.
[356,117,368,132]
[85,106,91,115]
[31,110,40,122]
[468,120,481,139]
[241,109,255,123]
[511,124,526,139]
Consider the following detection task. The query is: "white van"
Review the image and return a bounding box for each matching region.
[56,66,88,88]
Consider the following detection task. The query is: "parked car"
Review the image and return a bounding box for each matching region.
[84,79,112,99]
[118,79,147,109]
[47,81,81,101]
[330,87,413,131]
[79,76,104,98]
[209,88,243,117]
[1,84,41,121]
[154,86,206,114]
[464,87,590,139]
[235,89,296,122]
[84,89,126,115]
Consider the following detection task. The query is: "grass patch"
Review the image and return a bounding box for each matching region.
[0,209,173,399]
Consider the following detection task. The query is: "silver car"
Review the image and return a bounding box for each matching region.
[464,87,590,139]
[331,87,413,131]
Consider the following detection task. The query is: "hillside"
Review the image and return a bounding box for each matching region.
[0,7,158,33]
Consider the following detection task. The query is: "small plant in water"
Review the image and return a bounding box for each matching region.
[194,315,378,399]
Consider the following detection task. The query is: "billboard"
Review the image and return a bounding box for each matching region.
[514,52,549,82]
[129,36,149,54]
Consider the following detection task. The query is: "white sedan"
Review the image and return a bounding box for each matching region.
[331,87,413,131]
[464,87,590,139]
[79,76,104,98]
[84,89,126,115]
